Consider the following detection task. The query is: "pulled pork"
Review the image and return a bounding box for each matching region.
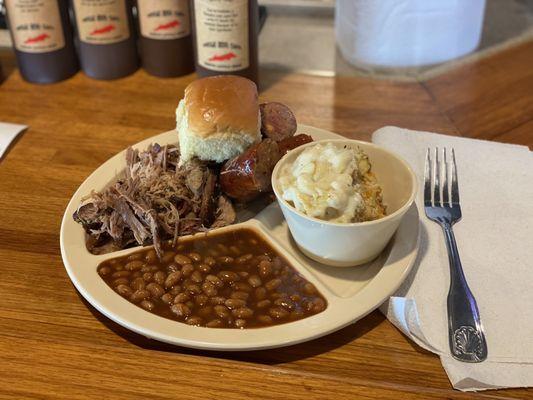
[73,144,236,257]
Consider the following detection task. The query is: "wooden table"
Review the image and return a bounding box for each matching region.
[0,41,532,400]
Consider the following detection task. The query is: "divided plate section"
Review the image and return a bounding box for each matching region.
[255,202,419,299]
[61,220,351,350]
[74,220,341,331]
[63,125,340,260]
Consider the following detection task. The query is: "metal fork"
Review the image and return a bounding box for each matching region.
[424,148,487,363]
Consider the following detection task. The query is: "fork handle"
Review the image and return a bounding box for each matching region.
[442,223,488,362]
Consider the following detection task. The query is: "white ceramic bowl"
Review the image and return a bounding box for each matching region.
[272,139,417,267]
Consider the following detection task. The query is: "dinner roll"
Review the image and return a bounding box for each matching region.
[176,75,261,163]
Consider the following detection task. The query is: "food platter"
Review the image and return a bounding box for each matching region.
[60,124,419,351]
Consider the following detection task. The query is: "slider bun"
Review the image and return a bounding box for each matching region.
[176,75,261,163]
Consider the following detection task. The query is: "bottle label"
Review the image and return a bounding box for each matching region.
[5,0,65,53]
[72,0,130,45]
[195,0,249,72]
[137,0,190,40]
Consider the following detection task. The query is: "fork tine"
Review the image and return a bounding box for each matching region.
[424,148,432,206]
[442,148,450,206]
[451,149,460,205]
[433,147,440,206]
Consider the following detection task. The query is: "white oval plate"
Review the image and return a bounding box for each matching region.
[60,124,419,351]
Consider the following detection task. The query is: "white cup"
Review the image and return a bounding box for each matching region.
[335,0,486,68]
[272,139,417,267]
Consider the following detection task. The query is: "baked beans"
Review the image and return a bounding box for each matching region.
[97,228,327,328]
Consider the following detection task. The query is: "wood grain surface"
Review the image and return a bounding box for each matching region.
[0,49,14,83]
[0,40,532,399]
[423,41,533,148]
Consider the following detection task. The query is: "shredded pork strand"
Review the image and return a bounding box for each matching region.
[73,144,236,258]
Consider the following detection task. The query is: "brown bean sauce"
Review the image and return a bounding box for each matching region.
[98,228,327,328]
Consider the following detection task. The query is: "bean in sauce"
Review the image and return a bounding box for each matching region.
[97,228,327,328]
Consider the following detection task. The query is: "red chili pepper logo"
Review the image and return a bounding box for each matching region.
[155,20,180,31]
[208,52,237,62]
[24,33,50,44]
[90,24,116,35]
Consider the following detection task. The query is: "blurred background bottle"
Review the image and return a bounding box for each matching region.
[191,0,259,85]
[4,0,78,83]
[71,0,138,80]
[135,0,194,77]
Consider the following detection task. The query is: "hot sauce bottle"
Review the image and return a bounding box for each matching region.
[71,0,139,80]
[5,0,79,84]
[191,0,259,85]
[136,0,194,77]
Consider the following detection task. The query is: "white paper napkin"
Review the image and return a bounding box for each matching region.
[0,122,27,159]
[372,127,533,391]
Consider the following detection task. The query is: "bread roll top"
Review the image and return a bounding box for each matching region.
[185,75,260,140]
